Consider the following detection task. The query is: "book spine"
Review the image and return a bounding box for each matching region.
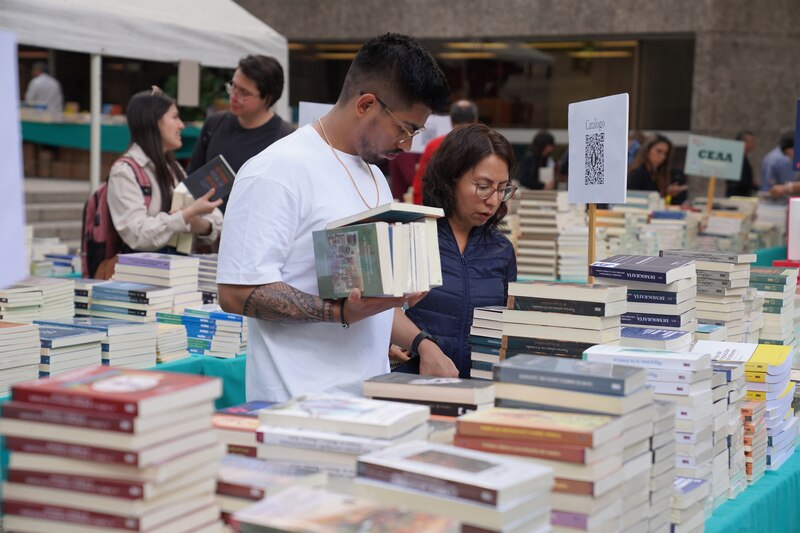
[508,296,607,316]
[11,390,139,416]
[39,340,55,349]
[551,510,590,530]
[456,420,591,446]
[117,257,170,269]
[356,462,499,506]
[590,265,667,284]
[661,250,739,263]
[2,500,140,529]
[749,274,789,285]
[2,404,135,433]
[502,336,595,358]
[90,305,147,317]
[368,396,480,417]
[215,481,264,500]
[226,444,258,457]
[257,432,383,456]
[750,282,789,292]
[492,367,626,396]
[469,335,502,348]
[552,477,596,496]
[627,290,677,305]
[91,290,149,301]
[7,469,145,500]
[453,435,588,463]
[621,312,682,328]
[5,436,142,465]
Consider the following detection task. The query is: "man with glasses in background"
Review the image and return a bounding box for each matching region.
[188,55,293,212]
[217,34,458,403]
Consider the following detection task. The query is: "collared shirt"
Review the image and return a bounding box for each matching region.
[24,73,63,112]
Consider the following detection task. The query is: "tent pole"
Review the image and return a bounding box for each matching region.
[89,53,102,191]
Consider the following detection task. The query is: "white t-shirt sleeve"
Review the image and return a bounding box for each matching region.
[217,174,300,286]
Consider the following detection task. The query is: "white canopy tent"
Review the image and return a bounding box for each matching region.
[0,0,289,189]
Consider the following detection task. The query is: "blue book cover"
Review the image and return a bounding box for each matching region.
[38,326,104,348]
[185,306,243,323]
[651,210,686,220]
[591,255,694,284]
[217,401,276,417]
[621,327,690,341]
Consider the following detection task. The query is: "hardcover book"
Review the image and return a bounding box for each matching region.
[182,154,235,202]
[590,255,695,284]
[326,202,444,229]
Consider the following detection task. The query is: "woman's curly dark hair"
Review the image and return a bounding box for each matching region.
[423,123,516,231]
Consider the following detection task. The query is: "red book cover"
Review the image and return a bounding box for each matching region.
[11,366,219,416]
[5,436,143,466]
[227,444,258,457]
[7,469,146,500]
[2,401,137,433]
[3,500,141,530]
[453,434,589,463]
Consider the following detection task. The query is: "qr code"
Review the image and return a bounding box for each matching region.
[585,132,605,185]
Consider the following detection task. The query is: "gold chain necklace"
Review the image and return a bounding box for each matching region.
[318,117,380,209]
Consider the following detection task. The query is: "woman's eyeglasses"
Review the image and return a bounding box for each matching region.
[473,181,518,202]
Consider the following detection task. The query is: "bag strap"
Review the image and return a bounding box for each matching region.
[116,156,152,209]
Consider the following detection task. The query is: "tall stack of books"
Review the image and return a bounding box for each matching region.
[363,372,495,417]
[0,367,223,532]
[236,485,460,532]
[469,306,504,379]
[590,254,697,337]
[751,267,798,351]
[501,281,627,360]
[741,287,765,343]
[113,253,202,313]
[191,253,219,304]
[88,281,174,323]
[73,278,108,318]
[155,323,188,363]
[556,226,608,283]
[35,317,157,369]
[21,277,75,322]
[0,322,41,396]
[740,400,768,484]
[649,400,677,533]
[596,209,639,256]
[29,237,69,276]
[642,211,689,252]
[182,305,247,358]
[0,284,44,322]
[355,440,553,532]
[671,477,710,533]
[37,325,103,377]
[771,262,800,367]
[255,395,429,480]
[662,249,756,343]
[707,357,748,500]
[708,368,732,510]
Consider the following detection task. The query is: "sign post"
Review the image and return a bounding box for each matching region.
[684,134,745,215]
[568,93,630,282]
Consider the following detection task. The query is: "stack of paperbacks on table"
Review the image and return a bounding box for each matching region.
[314,203,444,299]
[583,344,714,530]
[740,400,768,484]
[641,210,690,254]
[500,281,628,361]
[72,278,110,317]
[0,322,41,396]
[0,284,44,323]
[750,267,798,354]
[35,317,157,369]
[0,366,223,533]
[709,357,748,501]
[255,394,429,481]
[24,277,76,322]
[37,325,103,378]
[42,252,82,276]
[87,280,174,324]
[769,261,800,365]
[590,254,698,339]
[670,476,710,533]
[191,253,219,305]
[215,455,327,527]
[353,440,553,533]
[487,353,653,532]
[469,305,504,380]
[694,341,797,473]
[649,399,678,532]
[154,323,188,363]
[212,400,275,458]
[112,253,202,314]
[662,249,757,343]
[556,225,608,283]
[235,485,461,532]
[157,304,246,359]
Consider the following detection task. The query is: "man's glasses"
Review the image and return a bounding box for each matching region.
[361,92,425,143]
[474,181,518,202]
[225,81,257,100]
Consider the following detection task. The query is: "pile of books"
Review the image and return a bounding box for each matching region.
[155,323,188,363]
[0,284,44,323]
[649,400,677,532]
[88,281,174,323]
[469,306,504,379]
[41,252,82,276]
[355,440,553,532]
[255,395,429,480]
[741,287,765,343]
[486,354,652,532]
[29,237,69,276]
[213,400,273,458]
[671,476,710,533]
[38,325,103,377]
[642,210,689,252]
[501,281,627,360]
[35,317,157,369]
[184,305,247,358]
[591,254,698,337]
[236,485,460,532]
[711,358,748,500]
[21,277,75,322]
[0,322,41,396]
[0,366,223,532]
[363,372,495,417]
[594,209,633,257]
[751,266,798,351]
[556,226,608,283]
[192,253,219,304]
[708,367,733,509]
[740,400,768,483]
[113,253,202,313]
[770,262,800,367]
[72,278,107,317]
[313,203,444,298]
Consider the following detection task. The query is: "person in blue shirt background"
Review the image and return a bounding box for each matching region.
[401,123,517,378]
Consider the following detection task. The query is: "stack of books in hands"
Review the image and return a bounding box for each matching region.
[0,322,41,396]
[35,317,157,369]
[37,325,103,377]
[235,485,461,532]
[0,284,44,322]
[255,395,429,480]
[670,477,710,533]
[155,323,188,363]
[191,253,219,304]
[740,400,768,484]
[113,253,203,313]
[0,367,223,532]
[88,281,174,323]
[468,306,504,379]
[501,281,627,360]
[363,372,495,417]
[750,267,798,351]
[662,249,756,343]
[213,400,274,458]
[590,254,698,337]
[73,278,108,317]
[313,203,444,299]
[354,440,553,532]
[649,400,677,533]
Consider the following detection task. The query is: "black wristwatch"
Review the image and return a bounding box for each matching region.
[411,331,438,356]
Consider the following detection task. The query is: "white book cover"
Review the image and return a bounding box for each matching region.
[584,345,709,371]
[692,340,757,363]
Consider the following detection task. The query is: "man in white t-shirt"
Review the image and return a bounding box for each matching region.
[24,62,63,112]
[218,33,458,402]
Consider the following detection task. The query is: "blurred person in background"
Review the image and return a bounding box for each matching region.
[24,61,63,112]
[726,130,758,197]
[627,133,686,199]
[517,130,556,190]
[767,131,799,199]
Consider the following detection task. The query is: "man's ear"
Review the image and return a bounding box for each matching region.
[355,92,377,119]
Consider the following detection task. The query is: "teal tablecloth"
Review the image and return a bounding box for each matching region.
[156,354,246,409]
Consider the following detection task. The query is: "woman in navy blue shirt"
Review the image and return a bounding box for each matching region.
[403,123,517,378]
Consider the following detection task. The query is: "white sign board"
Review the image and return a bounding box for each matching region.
[684,134,745,181]
[0,31,28,288]
[410,114,452,154]
[298,101,334,128]
[568,93,629,204]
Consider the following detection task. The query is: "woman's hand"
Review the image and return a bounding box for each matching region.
[182,188,223,222]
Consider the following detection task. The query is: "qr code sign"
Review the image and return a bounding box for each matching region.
[584,132,605,185]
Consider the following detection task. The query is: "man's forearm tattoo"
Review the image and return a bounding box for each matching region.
[242,282,335,323]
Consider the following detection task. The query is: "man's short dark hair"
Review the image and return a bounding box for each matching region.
[237,55,284,107]
[450,100,478,125]
[735,130,754,141]
[341,33,450,113]
[32,61,49,75]
[780,130,795,152]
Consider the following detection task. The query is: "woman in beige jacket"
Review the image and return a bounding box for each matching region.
[108,88,222,253]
